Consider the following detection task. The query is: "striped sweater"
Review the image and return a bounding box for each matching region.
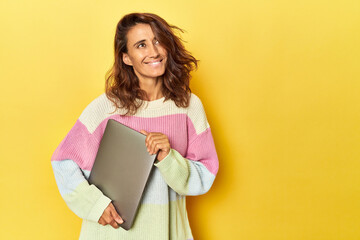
[51,92,219,240]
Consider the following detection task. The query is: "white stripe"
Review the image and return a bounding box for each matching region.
[78,93,209,135]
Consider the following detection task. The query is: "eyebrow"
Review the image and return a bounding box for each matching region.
[133,39,146,47]
[132,37,158,47]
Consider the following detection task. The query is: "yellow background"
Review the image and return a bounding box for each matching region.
[1,0,359,239]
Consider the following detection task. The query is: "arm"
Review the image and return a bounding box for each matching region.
[51,108,111,222]
[51,94,123,225]
[51,159,112,222]
[154,127,218,196]
[142,94,219,196]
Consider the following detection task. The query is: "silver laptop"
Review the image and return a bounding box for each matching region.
[88,119,157,230]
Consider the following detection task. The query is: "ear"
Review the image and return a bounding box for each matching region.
[122,53,133,66]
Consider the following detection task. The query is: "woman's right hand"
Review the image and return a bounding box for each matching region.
[98,202,124,229]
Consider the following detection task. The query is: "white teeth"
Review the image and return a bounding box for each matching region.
[148,61,160,65]
[146,59,162,65]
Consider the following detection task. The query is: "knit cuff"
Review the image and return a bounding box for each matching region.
[87,194,112,222]
[153,148,189,195]
[154,148,174,171]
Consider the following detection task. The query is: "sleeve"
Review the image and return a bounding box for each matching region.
[50,97,112,222]
[154,96,219,196]
[51,159,111,222]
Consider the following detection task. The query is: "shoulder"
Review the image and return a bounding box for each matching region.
[79,93,111,120]
[188,92,202,107]
[187,93,210,134]
[78,93,117,133]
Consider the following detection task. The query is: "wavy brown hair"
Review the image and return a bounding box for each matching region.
[105,12,199,116]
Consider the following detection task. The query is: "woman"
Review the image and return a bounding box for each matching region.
[51,12,219,240]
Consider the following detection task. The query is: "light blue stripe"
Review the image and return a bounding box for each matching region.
[82,169,90,179]
[52,160,183,204]
[141,168,181,204]
[51,160,88,196]
[187,161,215,195]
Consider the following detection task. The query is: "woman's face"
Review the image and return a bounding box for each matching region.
[122,23,168,82]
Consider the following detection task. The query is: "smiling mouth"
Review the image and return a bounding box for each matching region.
[145,59,163,65]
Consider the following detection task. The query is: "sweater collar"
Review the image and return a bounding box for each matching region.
[135,96,169,109]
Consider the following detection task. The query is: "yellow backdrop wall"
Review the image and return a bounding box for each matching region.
[0,0,359,239]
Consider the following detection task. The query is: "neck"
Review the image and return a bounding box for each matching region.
[139,77,164,101]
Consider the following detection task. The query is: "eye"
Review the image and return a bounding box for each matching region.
[154,39,160,45]
[138,43,146,48]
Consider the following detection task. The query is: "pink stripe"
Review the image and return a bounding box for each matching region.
[51,114,217,174]
[185,127,219,175]
[51,119,99,171]
[101,114,189,156]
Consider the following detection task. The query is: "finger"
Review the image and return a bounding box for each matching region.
[110,219,119,229]
[144,132,163,143]
[145,133,168,153]
[145,132,156,145]
[150,139,170,155]
[103,208,114,224]
[144,133,151,147]
[152,141,164,154]
[98,217,106,226]
[155,143,170,154]
[109,204,123,224]
[148,140,160,154]
[147,134,166,144]
[144,133,153,151]
[150,140,167,154]
[147,135,167,151]
[140,130,148,135]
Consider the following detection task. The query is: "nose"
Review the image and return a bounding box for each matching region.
[148,43,160,58]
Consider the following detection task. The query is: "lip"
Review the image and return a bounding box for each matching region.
[144,59,163,64]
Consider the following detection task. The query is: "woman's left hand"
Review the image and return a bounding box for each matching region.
[140,130,171,162]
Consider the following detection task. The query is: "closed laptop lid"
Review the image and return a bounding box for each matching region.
[88,119,157,230]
